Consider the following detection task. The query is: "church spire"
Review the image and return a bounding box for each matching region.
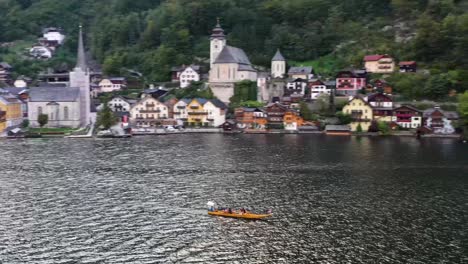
[75,24,87,70]
[272,49,286,62]
[210,17,225,40]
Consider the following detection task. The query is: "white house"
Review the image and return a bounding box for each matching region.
[309,80,332,100]
[202,99,227,127]
[392,105,423,129]
[30,45,53,59]
[130,96,169,128]
[365,93,393,108]
[423,107,459,134]
[99,77,126,93]
[107,96,136,112]
[286,78,307,95]
[180,66,201,88]
[288,66,314,80]
[173,99,191,121]
[43,28,66,45]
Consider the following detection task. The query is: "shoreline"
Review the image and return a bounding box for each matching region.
[1,129,463,140]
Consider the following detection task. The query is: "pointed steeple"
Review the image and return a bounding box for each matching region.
[210,17,225,39]
[75,24,87,70]
[272,49,285,62]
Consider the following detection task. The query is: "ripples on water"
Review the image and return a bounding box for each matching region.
[0,135,467,263]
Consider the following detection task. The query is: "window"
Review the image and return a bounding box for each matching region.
[64,106,69,120]
[38,106,43,115]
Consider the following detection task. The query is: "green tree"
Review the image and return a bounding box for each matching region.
[240,101,264,108]
[21,119,29,129]
[356,123,363,133]
[458,91,468,138]
[378,121,390,135]
[37,114,48,134]
[230,80,258,105]
[300,101,315,121]
[336,111,352,125]
[424,74,451,100]
[96,104,118,130]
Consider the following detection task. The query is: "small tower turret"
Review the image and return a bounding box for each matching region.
[210,18,226,69]
[271,49,286,78]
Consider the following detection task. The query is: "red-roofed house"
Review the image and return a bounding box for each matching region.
[364,54,395,74]
[399,61,417,73]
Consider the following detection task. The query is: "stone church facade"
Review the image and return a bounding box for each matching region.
[28,26,91,128]
[208,20,257,104]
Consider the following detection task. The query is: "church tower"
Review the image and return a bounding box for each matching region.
[271,49,286,78]
[210,18,226,69]
[69,25,91,127]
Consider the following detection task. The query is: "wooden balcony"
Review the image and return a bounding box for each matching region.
[140,109,161,113]
[188,111,208,115]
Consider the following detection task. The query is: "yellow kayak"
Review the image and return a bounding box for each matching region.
[208,210,272,220]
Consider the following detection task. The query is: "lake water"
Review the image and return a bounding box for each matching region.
[0,135,467,263]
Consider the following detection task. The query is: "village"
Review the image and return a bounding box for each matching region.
[0,21,464,139]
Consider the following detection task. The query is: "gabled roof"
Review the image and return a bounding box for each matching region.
[242,107,264,112]
[0,87,28,95]
[214,46,255,71]
[367,93,392,102]
[347,95,373,107]
[172,64,201,73]
[0,93,21,105]
[191,98,208,105]
[399,61,417,66]
[364,54,391,61]
[423,108,459,119]
[337,69,367,78]
[179,98,192,104]
[29,87,80,102]
[109,77,126,81]
[393,105,422,113]
[0,62,12,69]
[272,49,285,62]
[210,99,228,109]
[288,66,313,75]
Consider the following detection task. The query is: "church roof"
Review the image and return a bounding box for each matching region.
[210,18,225,39]
[272,49,285,61]
[29,87,80,102]
[214,46,256,71]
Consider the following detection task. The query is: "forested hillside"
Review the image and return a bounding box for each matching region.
[1,0,468,94]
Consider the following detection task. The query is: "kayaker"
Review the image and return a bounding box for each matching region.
[228,208,232,214]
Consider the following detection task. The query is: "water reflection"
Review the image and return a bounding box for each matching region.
[0,135,467,263]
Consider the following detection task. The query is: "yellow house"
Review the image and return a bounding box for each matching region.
[0,93,23,133]
[342,96,373,132]
[187,98,209,126]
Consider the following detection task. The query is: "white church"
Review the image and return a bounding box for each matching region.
[28,26,92,128]
[208,20,258,103]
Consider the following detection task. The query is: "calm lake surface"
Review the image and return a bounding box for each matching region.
[0,135,467,263]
